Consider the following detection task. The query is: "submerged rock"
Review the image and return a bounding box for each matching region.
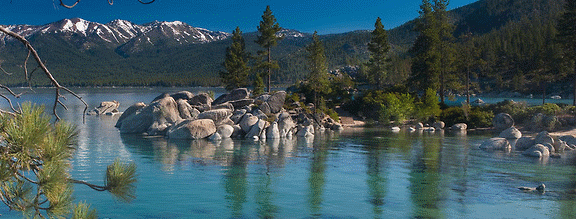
[87,101,120,116]
[480,137,511,151]
[499,127,522,139]
[522,144,550,158]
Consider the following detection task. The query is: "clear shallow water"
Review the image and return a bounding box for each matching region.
[0,88,576,218]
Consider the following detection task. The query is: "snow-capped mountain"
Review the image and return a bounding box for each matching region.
[0,18,231,51]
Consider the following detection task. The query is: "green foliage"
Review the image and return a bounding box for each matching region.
[0,103,136,218]
[72,202,97,219]
[306,31,331,112]
[440,107,467,126]
[529,103,562,115]
[255,5,283,92]
[467,107,494,128]
[360,90,415,124]
[415,88,441,121]
[366,17,391,89]
[220,27,250,91]
[105,159,138,202]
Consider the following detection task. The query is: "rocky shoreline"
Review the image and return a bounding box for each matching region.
[92,88,343,140]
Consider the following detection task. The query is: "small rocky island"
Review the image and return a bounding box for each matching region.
[110,88,343,140]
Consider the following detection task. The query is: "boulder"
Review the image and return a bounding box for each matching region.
[554,139,569,153]
[559,135,576,147]
[208,132,222,141]
[212,88,250,106]
[167,119,216,140]
[433,121,445,130]
[245,119,267,139]
[480,137,511,151]
[493,113,514,130]
[170,91,194,101]
[515,137,535,151]
[217,124,234,138]
[251,108,268,120]
[191,104,211,113]
[152,93,170,102]
[266,122,280,139]
[498,127,522,139]
[115,102,146,128]
[542,143,555,153]
[451,123,467,131]
[189,93,213,106]
[229,99,254,109]
[278,112,296,138]
[230,109,247,124]
[239,113,259,132]
[197,109,233,125]
[297,124,315,137]
[211,102,234,111]
[120,96,181,135]
[87,101,120,116]
[176,99,199,120]
[534,131,554,146]
[231,124,243,138]
[415,122,424,129]
[257,91,286,115]
[522,144,550,158]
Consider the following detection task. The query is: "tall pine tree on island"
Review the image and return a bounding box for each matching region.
[256,5,282,93]
[434,0,456,104]
[557,0,576,106]
[220,27,250,91]
[306,31,330,113]
[366,17,391,89]
[410,0,441,94]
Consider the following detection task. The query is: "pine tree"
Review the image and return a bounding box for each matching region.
[366,17,391,89]
[410,0,441,93]
[220,27,250,91]
[434,0,456,104]
[255,5,282,93]
[557,0,576,106]
[306,31,330,112]
[0,103,137,218]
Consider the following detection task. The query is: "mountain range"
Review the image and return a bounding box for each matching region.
[0,0,568,91]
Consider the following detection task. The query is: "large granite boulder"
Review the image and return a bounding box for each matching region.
[245,119,267,139]
[277,112,296,138]
[115,102,146,128]
[229,99,254,109]
[230,109,247,124]
[498,127,522,139]
[212,88,250,106]
[266,122,280,139]
[515,136,535,151]
[189,93,213,106]
[239,113,259,133]
[258,91,287,115]
[480,137,511,151]
[176,99,199,120]
[297,124,315,137]
[87,101,120,116]
[433,121,445,130]
[217,124,234,138]
[211,102,234,111]
[451,123,467,131]
[120,96,181,135]
[167,119,216,140]
[493,113,514,130]
[522,144,550,158]
[170,91,194,101]
[197,109,233,125]
[534,131,554,146]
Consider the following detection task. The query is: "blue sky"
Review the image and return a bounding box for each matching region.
[0,0,478,34]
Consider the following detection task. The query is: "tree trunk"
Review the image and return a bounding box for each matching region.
[267,47,271,93]
[440,70,445,104]
[573,66,576,106]
[542,81,546,105]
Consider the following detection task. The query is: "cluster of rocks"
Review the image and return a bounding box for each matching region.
[87,101,120,116]
[391,121,467,132]
[114,88,343,140]
[480,113,576,158]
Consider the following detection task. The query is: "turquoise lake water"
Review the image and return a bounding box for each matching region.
[0,87,576,218]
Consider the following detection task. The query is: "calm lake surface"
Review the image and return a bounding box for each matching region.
[1,87,576,218]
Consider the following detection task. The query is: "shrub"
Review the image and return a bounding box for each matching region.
[415,88,441,122]
[528,103,561,116]
[467,107,494,128]
[440,107,466,127]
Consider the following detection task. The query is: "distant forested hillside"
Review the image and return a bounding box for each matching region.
[0,0,570,94]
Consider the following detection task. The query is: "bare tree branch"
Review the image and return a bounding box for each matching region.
[58,0,81,9]
[137,0,156,4]
[0,26,88,121]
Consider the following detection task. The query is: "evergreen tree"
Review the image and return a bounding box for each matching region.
[410,0,441,94]
[434,0,456,104]
[306,31,330,112]
[366,17,391,89]
[0,104,137,218]
[255,5,282,93]
[557,0,576,106]
[220,27,250,91]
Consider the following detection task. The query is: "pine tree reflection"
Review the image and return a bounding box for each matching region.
[223,140,249,218]
[307,137,328,216]
[409,134,444,218]
[365,138,388,216]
